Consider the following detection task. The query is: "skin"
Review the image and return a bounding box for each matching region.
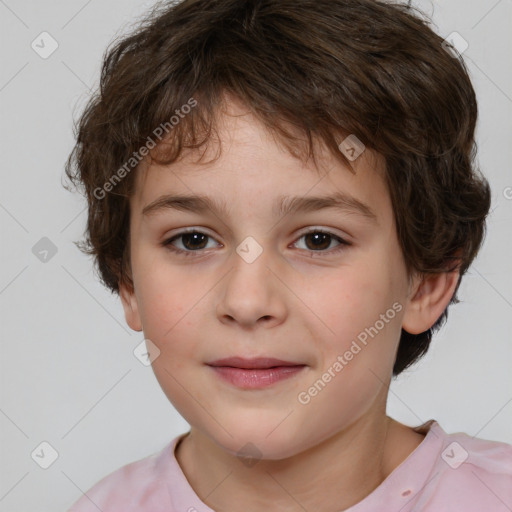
[120,95,460,511]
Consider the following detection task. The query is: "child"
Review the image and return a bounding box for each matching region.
[65,0,512,510]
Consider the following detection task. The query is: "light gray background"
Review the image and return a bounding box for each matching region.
[0,0,511,510]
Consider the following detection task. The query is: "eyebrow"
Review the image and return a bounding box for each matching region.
[142,192,378,224]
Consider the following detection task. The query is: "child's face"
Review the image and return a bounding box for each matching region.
[121,97,418,459]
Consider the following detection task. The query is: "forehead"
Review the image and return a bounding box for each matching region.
[132,99,391,225]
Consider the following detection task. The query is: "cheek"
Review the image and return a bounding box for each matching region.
[313,266,388,333]
[136,270,208,408]
[134,264,194,347]
[312,262,403,369]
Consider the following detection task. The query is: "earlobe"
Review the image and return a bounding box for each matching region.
[401,267,460,335]
[119,282,143,332]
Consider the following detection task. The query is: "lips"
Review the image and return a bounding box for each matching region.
[207,357,304,369]
[207,357,307,389]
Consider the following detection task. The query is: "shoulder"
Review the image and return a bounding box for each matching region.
[421,424,512,511]
[65,440,176,512]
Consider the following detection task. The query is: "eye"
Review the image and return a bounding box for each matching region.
[163,228,350,258]
[163,230,220,256]
[292,229,350,254]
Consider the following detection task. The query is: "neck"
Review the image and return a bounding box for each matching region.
[175,407,425,511]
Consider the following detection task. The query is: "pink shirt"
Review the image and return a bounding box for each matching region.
[67,420,512,511]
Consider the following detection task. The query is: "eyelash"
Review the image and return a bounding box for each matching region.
[162,228,350,258]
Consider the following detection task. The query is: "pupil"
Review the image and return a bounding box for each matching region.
[183,232,207,250]
[307,232,330,250]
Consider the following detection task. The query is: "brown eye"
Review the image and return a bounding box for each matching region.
[177,232,209,250]
[293,229,350,254]
[163,231,218,256]
[303,232,332,251]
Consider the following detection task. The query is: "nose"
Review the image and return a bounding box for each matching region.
[216,241,288,329]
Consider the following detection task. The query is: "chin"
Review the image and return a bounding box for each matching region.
[209,420,307,461]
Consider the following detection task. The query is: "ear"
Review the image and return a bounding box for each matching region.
[119,281,143,332]
[401,264,460,335]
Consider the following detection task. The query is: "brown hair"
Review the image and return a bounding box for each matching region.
[64,0,491,375]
